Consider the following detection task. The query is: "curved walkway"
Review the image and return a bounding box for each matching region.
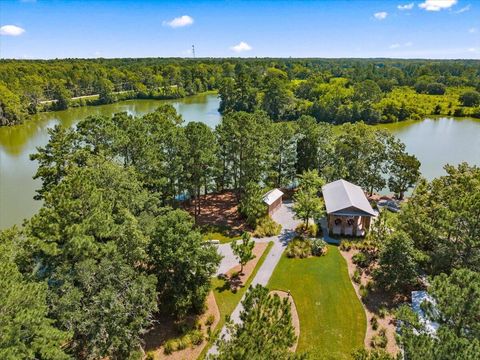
[208,201,300,356]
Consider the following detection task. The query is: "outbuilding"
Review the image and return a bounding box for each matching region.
[322,179,376,237]
[263,188,284,216]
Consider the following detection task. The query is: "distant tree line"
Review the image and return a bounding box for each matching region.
[1,58,480,125]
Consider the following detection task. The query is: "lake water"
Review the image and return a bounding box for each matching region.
[0,92,479,229]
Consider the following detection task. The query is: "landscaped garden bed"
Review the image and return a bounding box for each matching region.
[340,242,400,356]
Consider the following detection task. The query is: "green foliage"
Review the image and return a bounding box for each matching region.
[286,238,312,258]
[49,255,158,360]
[397,272,480,360]
[253,215,282,237]
[370,328,388,349]
[352,269,362,284]
[2,58,480,126]
[231,232,255,272]
[149,209,221,317]
[293,170,325,227]
[212,284,298,359]
[352,348,396,360]
[398,163,480,274]
[295,222,319,237]
[184,121,217,222]
[238,182,267,226]
[205,314,215,326]
[310,238,327,256]
[429,269,480,338]
[459,90,480,107]
[352,252,369,268]
[370,316,379,331]
[0,229,70,360]
[374,231,419,293]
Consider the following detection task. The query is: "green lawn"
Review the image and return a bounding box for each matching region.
[268,245,366,360]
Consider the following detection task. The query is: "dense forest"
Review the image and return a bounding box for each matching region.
[1,58,480,126]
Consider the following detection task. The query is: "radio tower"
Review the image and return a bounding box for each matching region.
[192,45,196,59]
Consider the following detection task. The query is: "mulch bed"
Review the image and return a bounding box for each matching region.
[340,249,401,356]
[143,291,220,360]
[182,191,246,232]
[222,242,268,292]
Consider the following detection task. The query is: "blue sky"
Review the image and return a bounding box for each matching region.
[1,0,479,59]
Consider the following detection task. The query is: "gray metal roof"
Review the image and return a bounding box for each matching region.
[322,179,376,216]
[263,188,284,206]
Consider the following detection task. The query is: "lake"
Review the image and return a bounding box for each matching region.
[0,92,479,229]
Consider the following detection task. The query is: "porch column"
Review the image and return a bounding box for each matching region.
[353,216,359,236]
[327,214,334,235]
[340,216,346,235]
[365,216,371,231]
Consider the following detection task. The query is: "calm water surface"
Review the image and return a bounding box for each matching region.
[0,92,479,228]
[0,93,221,229]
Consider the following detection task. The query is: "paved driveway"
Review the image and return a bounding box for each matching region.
[208,200,299,355]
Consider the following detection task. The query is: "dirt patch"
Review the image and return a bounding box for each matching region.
[143,291,220,360]
[341,249,400,356]
[183,191,246,232]
[270,290,300,352]
[222,242,268,291]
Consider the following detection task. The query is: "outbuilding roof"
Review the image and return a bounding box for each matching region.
[263,188,284,206]
[322,179,376,216]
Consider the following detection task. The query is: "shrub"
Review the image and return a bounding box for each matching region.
[164,340,176,354]
[205,314,215,326]
[145,351,155,360]
[378,307,389,319]
[339,240,352,251]
[371,328,388,349]
[370,316,379,330]
[286,238,312,258]
[253,215,282,237]
[190,330,204,346]
[352,252,369,268]
[311,239,327,256]
[295,222,318,237]
[359,284,369,300]
[352,269,361,284]
[176,337,188,350]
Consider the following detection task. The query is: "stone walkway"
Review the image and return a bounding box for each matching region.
[208,201,299,356]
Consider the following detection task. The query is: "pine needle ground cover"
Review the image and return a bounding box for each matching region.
[268,245,366,359]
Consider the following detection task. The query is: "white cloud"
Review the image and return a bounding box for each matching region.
[419,0,457,11]
[390,42,413,49]
[467,47,478,53]
[230,41,252,53]
[0,25,26,36]
[398,3,415,10]
[455,5,470,13]
[163,15,194,28]
[469,27,478,33]
[374,11,388,20]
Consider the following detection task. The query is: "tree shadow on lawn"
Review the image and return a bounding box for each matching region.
[215,273,244,294]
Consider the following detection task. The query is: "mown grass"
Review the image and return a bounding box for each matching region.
[268,245,366,359]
